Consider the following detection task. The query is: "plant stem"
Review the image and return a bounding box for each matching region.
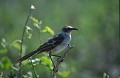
[19,5,32,77]
[30,58,39,78]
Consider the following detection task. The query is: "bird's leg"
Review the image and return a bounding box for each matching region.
[52,44,74,63]
[49,52,59,72]
[51,54,64,63]
[49,52,56,69]
[50,54,61,59]
[49,52,62,64]
[57,44,74,62]
[48,53,62,62]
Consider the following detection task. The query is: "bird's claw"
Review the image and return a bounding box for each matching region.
[57,57,64,62]
[53,67,58,73]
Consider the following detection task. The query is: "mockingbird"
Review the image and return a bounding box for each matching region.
[18,26,78,62]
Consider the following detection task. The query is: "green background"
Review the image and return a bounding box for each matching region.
[0,0,119,78]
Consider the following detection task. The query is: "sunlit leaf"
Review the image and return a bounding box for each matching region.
[1,38,6,44]
[26,26,31,30]
[30,16,42,30]
[26,26,32,39]
[103,73,107,78]
[28,33,32,39]
[42,26,54,35]
[10,40,21,50]
[0,72,3,77]
[1,38,7,48]
[103,73,109,78]
[30,16,38,23]
[27,71,32,77]
[40,56,52,69]
[33,23,40,29]
[11,66,19,71]
[21,60,29,66]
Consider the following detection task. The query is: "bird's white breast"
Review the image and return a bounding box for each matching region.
[54,32,71,53]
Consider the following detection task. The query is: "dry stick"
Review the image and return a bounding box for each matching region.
[19,6,38,78]
[52,45,74,78]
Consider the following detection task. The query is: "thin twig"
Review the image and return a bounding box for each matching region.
[29,58,39,78]
[38,24,42,44]
[52,45,74,78]
[19,5,33,77]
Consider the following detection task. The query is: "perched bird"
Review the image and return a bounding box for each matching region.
[17,26,79,62]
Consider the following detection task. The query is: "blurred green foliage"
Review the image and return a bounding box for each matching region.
[103,73,109,78]
[0,0,119,78]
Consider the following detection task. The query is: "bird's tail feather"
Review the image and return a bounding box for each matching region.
[17,50,41,62]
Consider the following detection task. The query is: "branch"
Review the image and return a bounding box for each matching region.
[19,5,35,77]
[52,45,74,78]
[19,5,32,61]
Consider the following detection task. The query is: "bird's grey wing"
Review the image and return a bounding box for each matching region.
[37,33,64,52]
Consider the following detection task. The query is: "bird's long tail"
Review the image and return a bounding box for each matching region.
[17,49,41,62]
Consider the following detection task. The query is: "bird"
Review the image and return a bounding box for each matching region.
[17,26,79,63]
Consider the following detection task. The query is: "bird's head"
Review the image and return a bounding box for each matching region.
[62,26,79,33]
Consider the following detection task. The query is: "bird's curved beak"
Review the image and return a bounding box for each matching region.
[71,27,79,31]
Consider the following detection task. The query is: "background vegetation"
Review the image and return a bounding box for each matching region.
[0,0,119,78]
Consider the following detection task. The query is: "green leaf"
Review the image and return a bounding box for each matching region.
[103,73,107,78]
[27,71,33,77]
[26,26,32,39]
[27,33,32,39]
[0,72,3,78]
[42,26,54,35]
[29,58,40,66]
[40,56,52,70]
[10,40,21,50]
[103,73,109,78]
[0,61,4,69]
[33,23,40,29]
[58,71,70,78]
[30,16,42,30]
[39,20,42,25]
[30,16,38,23]
[0,48,8,54]
[1,38,7,48]
[11,66,19,71]
[21,60,29,66]
[0,57,12,69]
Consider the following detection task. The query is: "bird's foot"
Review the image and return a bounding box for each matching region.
[57,56,64,62]
[53,67,58,73]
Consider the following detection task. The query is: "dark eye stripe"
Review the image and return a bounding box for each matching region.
[62,28,71,32]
